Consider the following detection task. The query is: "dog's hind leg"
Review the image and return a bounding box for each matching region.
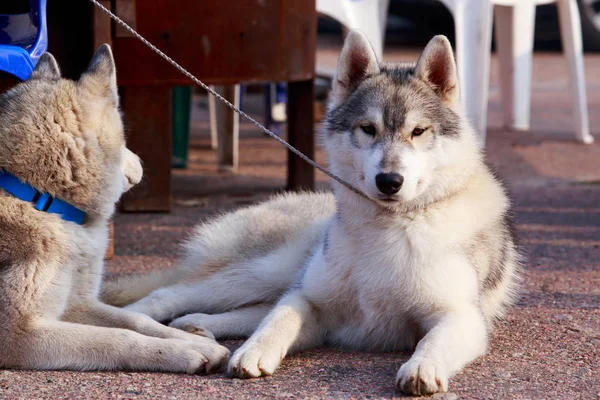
[124,273,281,323]
[64,301,218,341]
[125,253,299,322]
[1,318,230,373]
[169,303,272,339]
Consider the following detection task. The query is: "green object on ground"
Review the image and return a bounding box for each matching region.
[172,86,192,168]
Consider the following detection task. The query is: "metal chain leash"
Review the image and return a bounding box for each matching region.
[88,0,370,200]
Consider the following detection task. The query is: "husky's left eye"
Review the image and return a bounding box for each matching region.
[412,127,426,137]
[360,124,377,136]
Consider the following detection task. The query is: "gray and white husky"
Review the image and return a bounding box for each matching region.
[102,31,522,395]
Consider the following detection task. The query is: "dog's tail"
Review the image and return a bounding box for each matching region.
[100,268,179,307]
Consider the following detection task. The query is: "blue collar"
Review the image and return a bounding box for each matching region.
[0,170,86,224]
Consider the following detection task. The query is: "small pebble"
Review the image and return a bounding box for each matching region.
[432,393,459,400]
[554,314,572,321]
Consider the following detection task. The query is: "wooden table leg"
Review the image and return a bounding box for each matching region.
[286,79,315,191]
[120,85,172,212]
[0,73,19,94]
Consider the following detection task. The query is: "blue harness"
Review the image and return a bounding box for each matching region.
[0,169,86,224]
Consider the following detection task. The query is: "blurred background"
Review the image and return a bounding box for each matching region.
[320,0,600,51]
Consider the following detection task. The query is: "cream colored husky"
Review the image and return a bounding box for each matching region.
[0,45,229,373]
[103,32,522,395]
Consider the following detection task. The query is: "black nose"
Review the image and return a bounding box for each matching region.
[375,173,404,195]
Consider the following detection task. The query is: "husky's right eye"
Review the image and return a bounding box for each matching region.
[412,127,425,137]
[360,124,376,136]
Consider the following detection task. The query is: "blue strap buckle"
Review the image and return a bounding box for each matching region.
[33,192,53,211]
[0,169,86,224]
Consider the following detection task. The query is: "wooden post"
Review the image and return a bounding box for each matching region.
[0,73,19,94]
[286,79,315,191]
[120,86,173,212]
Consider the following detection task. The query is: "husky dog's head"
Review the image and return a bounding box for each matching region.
[324,31,482,210]
[0,45,142,220]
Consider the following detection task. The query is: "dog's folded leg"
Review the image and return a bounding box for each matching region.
[63,301,226,342]
[123,271,282,323]
[123,283,213,322]
[169,303,272,339]
[396,305,488,396]
[2,319,229,373]
[227,290,324,378]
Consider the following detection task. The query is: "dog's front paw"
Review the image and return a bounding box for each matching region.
[396,356,449,396]
[163,338,229,374]
[190,339,231,374]
[227,342,282,378]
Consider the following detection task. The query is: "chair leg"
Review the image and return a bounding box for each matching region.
[450,0,493,146]
[208,86,218,150]
[494,3,536,131]
[378,0,391,41]
[556,0,594,144]
[214,84,240,172]
[344,0,384,59]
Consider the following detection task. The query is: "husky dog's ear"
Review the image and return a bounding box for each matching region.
[30,53,61,80]
[331,29,380,104]
[415,35,459,105]
[78,44,118,103]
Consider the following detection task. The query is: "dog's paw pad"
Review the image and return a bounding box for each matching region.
[227,343,281,379]
[396,357,448,395]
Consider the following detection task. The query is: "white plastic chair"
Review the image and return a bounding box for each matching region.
[317,0,390,61]
[439,0,594,145]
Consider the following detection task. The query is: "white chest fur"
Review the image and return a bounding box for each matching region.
[300,207,481,351]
